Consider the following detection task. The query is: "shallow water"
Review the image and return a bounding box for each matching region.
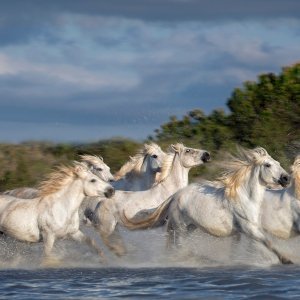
[1,266,300,299]
[1,228,300,298]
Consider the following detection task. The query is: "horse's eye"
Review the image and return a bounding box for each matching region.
[90,179,97,183]
[185,149,191,153]
[264,163,271,168]
[152,155,158,159]
[96,168,103,172]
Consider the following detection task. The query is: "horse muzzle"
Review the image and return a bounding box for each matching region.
[278,174,291,187]
[104,187,115,198]
[201,152,211,163]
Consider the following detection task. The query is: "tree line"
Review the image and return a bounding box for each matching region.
[0,63,299,191]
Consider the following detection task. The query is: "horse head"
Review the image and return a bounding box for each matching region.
[170,143,210,168]
[74,162,115,198]
[142,143,166,174]
[251,147,290,189]
[80,154,115,183]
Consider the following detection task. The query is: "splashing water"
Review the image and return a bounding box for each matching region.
[1,226,300,269]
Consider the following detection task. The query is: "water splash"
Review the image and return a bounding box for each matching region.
[1,226,300,269]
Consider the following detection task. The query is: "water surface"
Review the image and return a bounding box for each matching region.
[1,266,300,299]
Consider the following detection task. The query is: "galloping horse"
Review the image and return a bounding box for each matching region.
[262,155,300,239]
[86,143,210,257]
[0,162,114,264]
[122,147,292,264]
[2,154,115,199]
[113,143,166,191]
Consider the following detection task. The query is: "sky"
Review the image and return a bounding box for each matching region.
[0,0,299,143]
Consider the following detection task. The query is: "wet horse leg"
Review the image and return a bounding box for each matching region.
[100,226,127,257]
[166,221,184,250]
[240,220,293,264]
[41,232,60,267]
[70,230,105,262]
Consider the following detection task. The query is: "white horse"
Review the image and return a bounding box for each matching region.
[113,143,166,191]
[0,162,114,265]
[261,155,300,239]
[2,154,115,199]
[122,147,292,264]
[85,143,210,256]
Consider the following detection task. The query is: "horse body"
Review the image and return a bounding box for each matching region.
[88,144,210,256]
[113,143,166,191]
[0,162,114,262]
[123,147,291,264]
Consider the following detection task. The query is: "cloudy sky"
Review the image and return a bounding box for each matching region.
[0,0,299,143]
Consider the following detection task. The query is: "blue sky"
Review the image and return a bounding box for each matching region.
[0,0,299,142]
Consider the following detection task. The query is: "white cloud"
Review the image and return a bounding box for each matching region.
[0,14,299,141]
[0,53,139,90]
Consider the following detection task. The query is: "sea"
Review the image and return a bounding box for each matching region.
[1,227,300,299]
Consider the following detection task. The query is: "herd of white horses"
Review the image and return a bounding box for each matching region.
[0,142,300,266]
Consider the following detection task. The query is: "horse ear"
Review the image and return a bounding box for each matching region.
[144,143,150,150]
[74,162,88,178]
[251,147,268,163]
[170,144,177,152]
[99,156,104,161]
[253,147,268,157]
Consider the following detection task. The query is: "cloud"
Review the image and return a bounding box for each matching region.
[0,3,299,142]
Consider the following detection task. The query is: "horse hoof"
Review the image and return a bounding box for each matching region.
[281,257,293,265]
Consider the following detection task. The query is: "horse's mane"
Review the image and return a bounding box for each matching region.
[80,154,104,167]
[291,155,300,199]
[114,143,162,180]
[38,165,76,197]
[156,143,184,183]
[218,147,269,200]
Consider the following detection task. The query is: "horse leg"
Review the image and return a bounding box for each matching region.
[263,239,293,265]
[42,232,55,257]
[240,221,293,264]
[166,222,180,250]
[100,226,127,257]
[41,232,60,267]
[70,230,105,262]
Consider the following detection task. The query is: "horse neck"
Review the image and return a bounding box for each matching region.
[125,157,156,190]
[139,157,157,188]
[161,154,189,191]
[235,166,266,225]
[44,178,85,213]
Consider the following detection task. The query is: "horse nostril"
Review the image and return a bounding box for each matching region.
[201,152,210,162]
[279,174,290,187]
[109,179,115,183]
[104,187,115,198]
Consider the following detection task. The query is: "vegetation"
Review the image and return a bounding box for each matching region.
[0,63,299,191]
[151,63,300,176]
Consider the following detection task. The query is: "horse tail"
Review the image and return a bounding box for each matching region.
[120,195,175,230]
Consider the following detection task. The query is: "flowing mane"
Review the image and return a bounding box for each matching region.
[218,147,269,200]
[80,154,104,167]
[291,155,300,199]
[156,143,184,183]
[38,164,76,197]
[114,143,162,180]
